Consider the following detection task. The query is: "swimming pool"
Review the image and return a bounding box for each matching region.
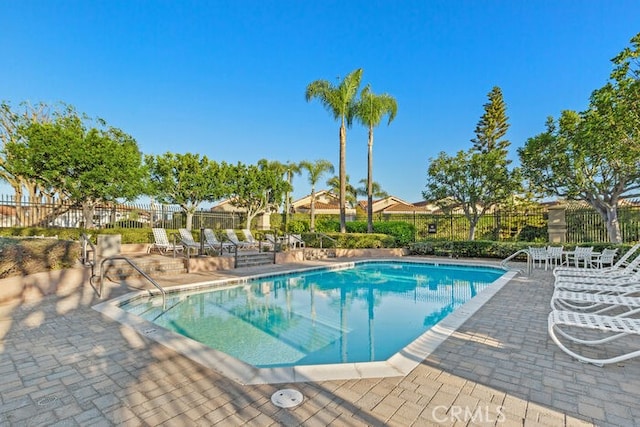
[94,259,516,384]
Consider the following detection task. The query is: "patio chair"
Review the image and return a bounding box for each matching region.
[225,229,256,249]
[528,246,550,270]
[204,229,234,254]
[179,228,205,256]
[566,246,594,269]
[546,246,564,268]
[548,309,640,365]
[150,228,183,256]
[242,229,273,250]
[591,248,619,269]
[554,243,640,278]
[287,234,305,249]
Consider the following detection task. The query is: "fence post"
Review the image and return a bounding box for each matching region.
[548,205,567,243]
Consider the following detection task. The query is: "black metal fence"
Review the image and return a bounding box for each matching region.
[565,204,640,243]
[1,194,639,243]
[0,195,244,230]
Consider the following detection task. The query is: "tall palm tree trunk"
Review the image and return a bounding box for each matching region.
[310,187,316,232]
[339,122,347,233]
[367,126,374,233]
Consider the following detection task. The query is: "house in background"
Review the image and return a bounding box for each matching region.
[358,195,421,215]
[291,190,357,219]
[210,199,246,213]
[210,199,273,229]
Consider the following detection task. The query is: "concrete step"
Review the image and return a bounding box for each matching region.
[304,248,337,261]
[102,255,187,279]
[235,252,275,268]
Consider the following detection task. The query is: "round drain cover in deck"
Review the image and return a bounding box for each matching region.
[271,389,303,408]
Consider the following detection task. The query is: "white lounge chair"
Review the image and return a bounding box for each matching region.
[554,243,640,278]
[554,250,640,287]
[179,228,205,256]
[548,309,640,365]
[553,282,640,297]
[225,229,256,249]
[551,289,640,314]
[204,229,234,254]
[287,234,305,249]
[555,267,640,288]
[242,229,273,250]
[150,228,183,256]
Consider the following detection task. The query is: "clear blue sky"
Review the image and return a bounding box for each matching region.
[1,1,639,204]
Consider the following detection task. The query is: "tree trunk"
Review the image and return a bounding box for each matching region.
[185,210,194,230]
[604,206,622,243]
[367,126,374,233]
[339,121,347,233]
[82,201,96,229]
[466,211,479,240]
[285,190,291,232]
[590,198,622,244]
[11,183,23,226]
[310,187,316,232]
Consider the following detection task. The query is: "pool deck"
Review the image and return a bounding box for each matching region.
[1,256,639,426]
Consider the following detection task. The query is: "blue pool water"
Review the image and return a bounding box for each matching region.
[120,261,503,368]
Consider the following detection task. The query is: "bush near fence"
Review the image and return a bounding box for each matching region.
[408,241,635,261]
[2,195,640,245]
[302,232,397,249]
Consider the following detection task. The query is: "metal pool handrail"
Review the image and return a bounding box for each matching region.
[313,232,338,249]
[80,233,96,268]
[98,256,167,309]
[500,249,530,275]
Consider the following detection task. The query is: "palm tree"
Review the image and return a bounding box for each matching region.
[356,179,389,199]
[306,68,363,233]
[354,85,397,233]
[327,174,357,208]
[300,159,334,232]
[282,161,302,232]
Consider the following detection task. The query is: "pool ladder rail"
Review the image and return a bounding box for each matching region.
[500,249,531,275]
[81,235,167,309]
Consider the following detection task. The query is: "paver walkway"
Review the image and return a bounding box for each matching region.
[1,259,639,426]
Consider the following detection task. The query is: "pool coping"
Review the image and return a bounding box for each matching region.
[92,259,518,385]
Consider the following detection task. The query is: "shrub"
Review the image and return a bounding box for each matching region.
[286,220,309,233]
[302,232,396,249]
[344,221,416,246]
[315,218,340,233]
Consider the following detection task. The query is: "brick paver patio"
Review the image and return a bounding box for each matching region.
[1,259,638,426]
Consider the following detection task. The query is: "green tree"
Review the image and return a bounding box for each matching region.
[227,159,289,230]
[1,101,60,224]
[354,84,397,232]
[8,106,146,228]
[146,152,229,230]
[471,86,510,156]
[423,87,520,240]
[300,159,334,232]
[306,68,363,233]
[356,179,388,199]
[327,174,357,207]
[518,33,640,243]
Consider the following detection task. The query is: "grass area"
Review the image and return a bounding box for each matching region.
[0,237,81,279]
